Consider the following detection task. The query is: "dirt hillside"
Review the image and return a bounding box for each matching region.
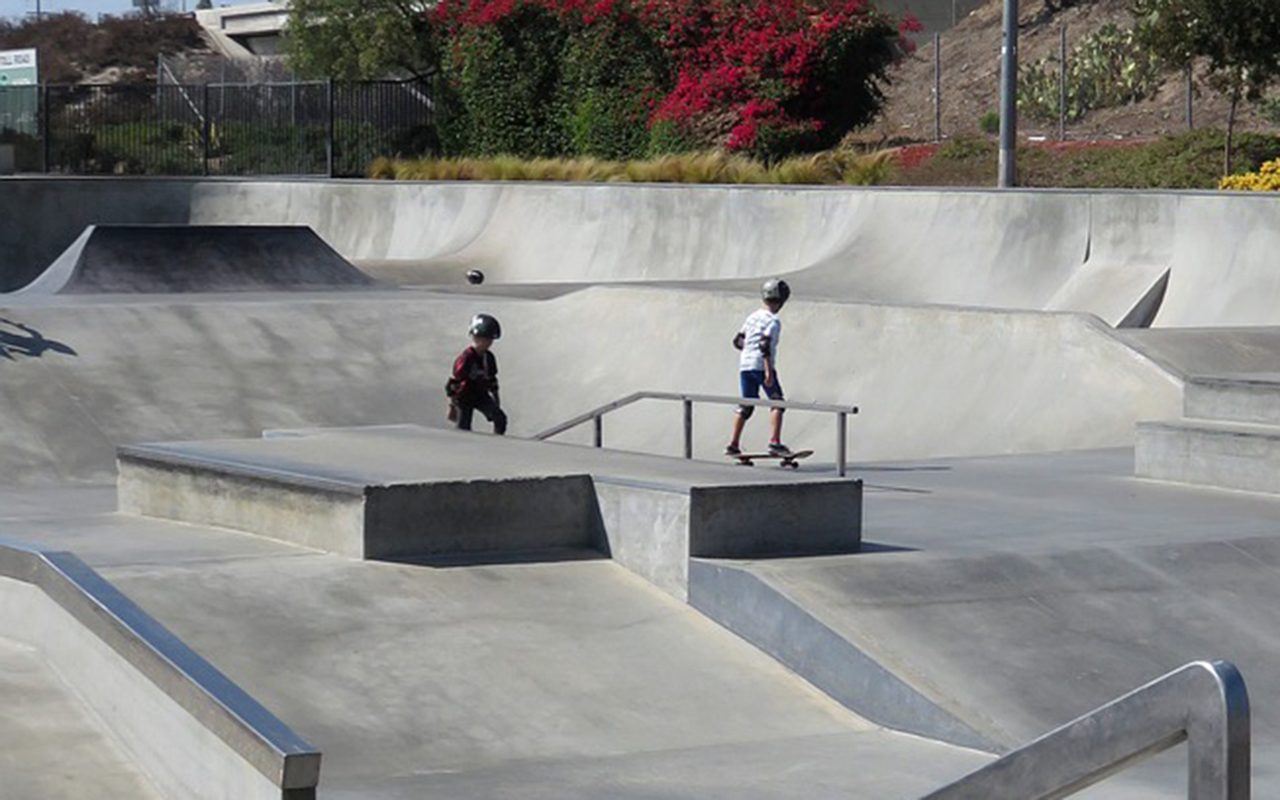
[858,0,1275,145]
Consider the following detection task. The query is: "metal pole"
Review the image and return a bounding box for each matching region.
[997,0,1018,187]
[326,78,336,178]
[683,400,693,460]
[837,412,848,478]
[593,415,602,448]
[1186,63,1194,130]
[1059,24,1067,141]
[40,83,50,174]
[202,83,211,176]
[934,33,942,142]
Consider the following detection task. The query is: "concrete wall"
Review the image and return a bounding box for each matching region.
[364,477,601,560]
[6,179,1280,327]
[593,479,692,600]
[118,455,369,557]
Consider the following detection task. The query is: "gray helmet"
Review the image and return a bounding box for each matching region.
[762,278,791,304]
[469,313,501,340]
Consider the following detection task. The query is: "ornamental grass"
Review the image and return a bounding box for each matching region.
[369,150,894,186]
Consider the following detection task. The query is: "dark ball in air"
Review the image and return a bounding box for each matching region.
[466,270,485,285]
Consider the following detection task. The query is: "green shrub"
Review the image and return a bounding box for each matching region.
[978,111,1000,134]
[438,5,571,157]
[939,136,995,160]
[560,16,667,161]
[1018,24,1165,124]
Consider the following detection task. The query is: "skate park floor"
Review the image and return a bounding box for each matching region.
[6,445,1280,798]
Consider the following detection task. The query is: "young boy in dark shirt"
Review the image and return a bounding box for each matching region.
[447,314,507,435]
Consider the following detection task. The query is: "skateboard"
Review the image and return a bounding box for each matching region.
[729,449,813,469]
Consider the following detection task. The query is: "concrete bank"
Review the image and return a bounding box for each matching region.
[0,538,319,800]
[5,179,1280,326]
[0,485,995,800]
[0,288,1180,485]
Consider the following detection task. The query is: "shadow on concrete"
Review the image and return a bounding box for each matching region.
[862,483,934,495]
[856,542,918,555]
[0,317,77,361]
[854,464,952,473]
[382,547,607,570]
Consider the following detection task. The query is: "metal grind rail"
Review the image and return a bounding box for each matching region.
[923,660,1249,800]
[533,391,859,477]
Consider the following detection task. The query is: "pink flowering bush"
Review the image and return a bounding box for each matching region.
[431,0,913,159]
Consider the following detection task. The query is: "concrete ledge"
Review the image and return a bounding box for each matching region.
[118,430,862,598]
[595,477,862,600]
[689,481,861,558]
[0,538,320,800]
[1186,374,1280,426]
[1136,419,1280,494]
[688,558,990,751]
[118,447,600,560]
[118,453,367,557]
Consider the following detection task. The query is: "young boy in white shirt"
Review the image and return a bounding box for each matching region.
[726,279,790,456]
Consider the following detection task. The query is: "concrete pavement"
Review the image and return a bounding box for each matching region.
[1,482,992,799]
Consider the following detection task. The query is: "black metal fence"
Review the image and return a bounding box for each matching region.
[0,78,439,177]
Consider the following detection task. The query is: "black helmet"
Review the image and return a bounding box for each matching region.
[469,313,501,340]
[466,269,485,285]
[762,278,791,304]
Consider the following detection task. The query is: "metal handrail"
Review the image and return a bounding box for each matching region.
[922,660,1249,800]
[533,391,859,477]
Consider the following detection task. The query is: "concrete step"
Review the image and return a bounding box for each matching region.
[1136,418,1280,494]
[1185,373,1280,426]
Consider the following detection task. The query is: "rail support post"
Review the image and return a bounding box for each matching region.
[837,412,848,477]
[683,399,693,459]
[593,415,602,448]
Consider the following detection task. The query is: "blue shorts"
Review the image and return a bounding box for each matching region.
[740,369,784,401]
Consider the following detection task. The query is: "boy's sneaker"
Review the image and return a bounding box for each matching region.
[768,442,792,456]
[724,444,742,456]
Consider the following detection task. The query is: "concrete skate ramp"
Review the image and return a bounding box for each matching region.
[0,538,320,799]
[0,286,1179,487]
[15,224,379,295]
[168,181,1224,326]
[0,636,163,800]
[1154,194,1280,326]
[0,488,994,800]
[12,179,1280,326]
[1114,327,1280,378]
[1043,193,1173,328]
[690,449,1280,794]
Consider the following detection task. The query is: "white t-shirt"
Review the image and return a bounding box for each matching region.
[738,308,781,372]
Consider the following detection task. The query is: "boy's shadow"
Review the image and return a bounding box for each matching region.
[0,317,78,361]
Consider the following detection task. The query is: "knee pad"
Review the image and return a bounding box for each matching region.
[737,404,755,420]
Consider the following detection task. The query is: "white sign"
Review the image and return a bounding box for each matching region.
[0,49,38,86]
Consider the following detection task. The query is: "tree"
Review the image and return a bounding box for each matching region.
[1132,0,1280,174]
[284,0,436,80]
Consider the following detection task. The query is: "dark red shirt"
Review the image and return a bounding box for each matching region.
[450,346,498,401]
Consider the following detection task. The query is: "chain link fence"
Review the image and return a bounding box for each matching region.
[0,77,439,177]
[877,19,1280,145]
